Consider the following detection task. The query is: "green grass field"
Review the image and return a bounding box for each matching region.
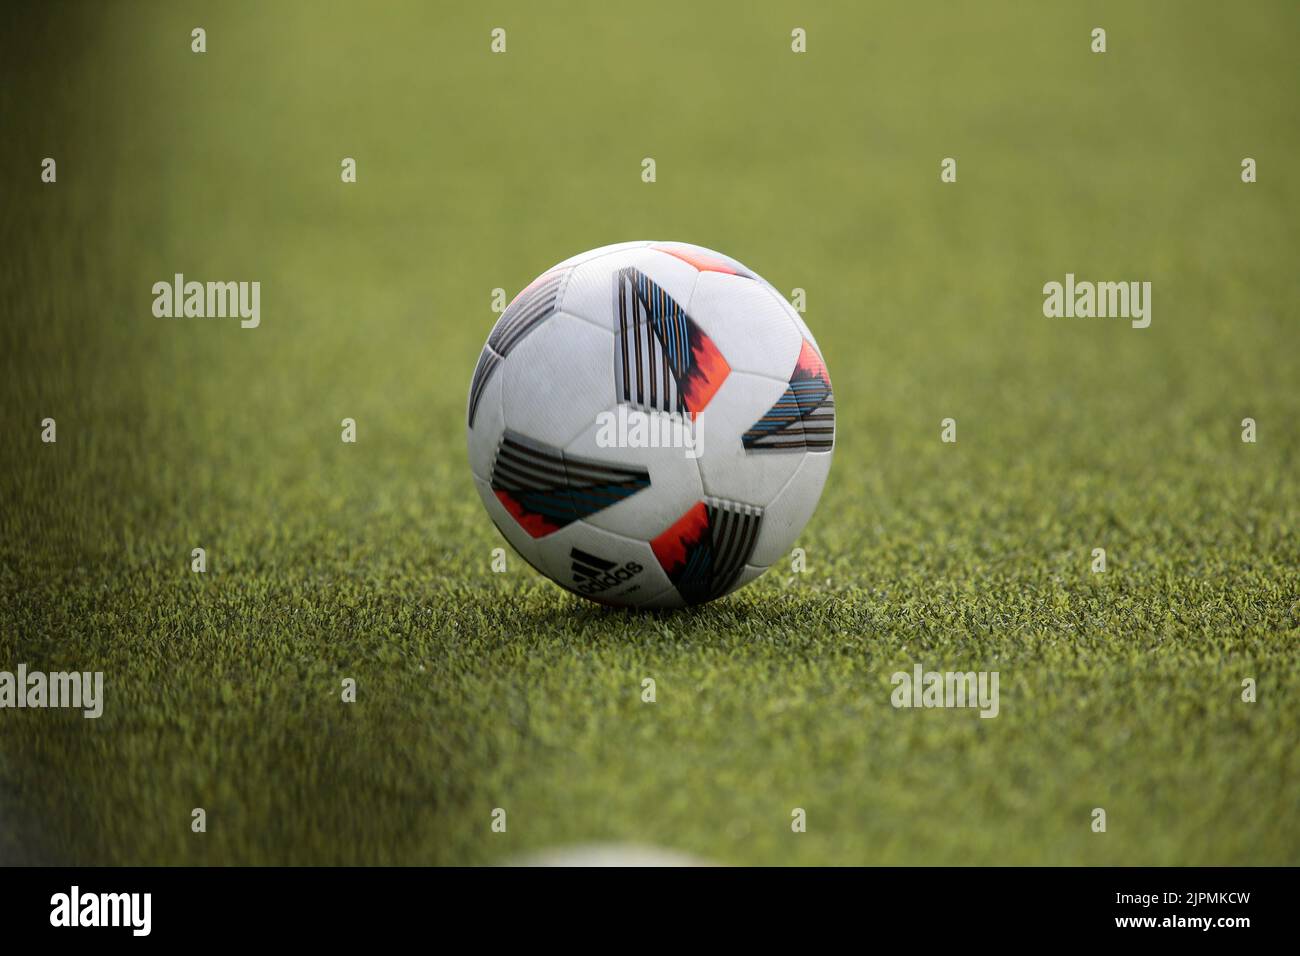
[1,1,1297,865]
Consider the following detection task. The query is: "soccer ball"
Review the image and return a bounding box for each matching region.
[466,241,834,608]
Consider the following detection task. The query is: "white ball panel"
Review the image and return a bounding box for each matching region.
[502,311,615,449]
[687,272,803,380]
[562,417,703,540]
[648,242,775,290]
[770,290,827,363]
[749,449,833,567]
[529,522,674,607]
[472,474,545,573]
[466,360,505,482]
[695,371,805,506]
[560,244,700,333]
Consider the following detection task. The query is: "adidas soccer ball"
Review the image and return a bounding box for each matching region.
[466,241,834,608]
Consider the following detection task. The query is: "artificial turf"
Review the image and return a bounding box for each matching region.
[1,0,1296,865]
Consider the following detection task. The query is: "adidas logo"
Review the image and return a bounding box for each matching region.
[570,547,643,595]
